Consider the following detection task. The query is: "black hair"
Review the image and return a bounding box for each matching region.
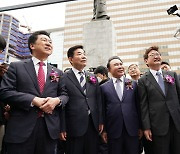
[107,56,123,69]
[28,30,50,53]
[161,61,170,66]
[0,35,6,50]
[94,66,108,77]
[67,45,84,58]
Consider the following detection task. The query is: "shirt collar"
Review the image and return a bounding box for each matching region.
[112,76,124,84]
[32,56,47,66]
[72,67,85,76]
[150,69,162,76]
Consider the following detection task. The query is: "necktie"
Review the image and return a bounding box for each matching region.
[38,62,45,93]
[79,72,86,93]
[116,79,123,101]
[156,72,165,95]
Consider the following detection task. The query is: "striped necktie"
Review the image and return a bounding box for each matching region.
[38,61,45,93]
[79,72,86,93]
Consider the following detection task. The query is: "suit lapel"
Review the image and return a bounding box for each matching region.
[121,78,128,101]
[146,71,165,97]
[162,71,169,96]
[43,64,52,93]
[67,69,86,96]
[24,59,40,94]
[85,71,91,94]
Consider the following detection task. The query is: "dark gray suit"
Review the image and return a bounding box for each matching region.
[138,70,180,154]
[61,69,102,154]
[0,59,68,153]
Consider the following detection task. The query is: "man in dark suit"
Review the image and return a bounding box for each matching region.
[0,34,8,154]
[60,45,103,154]
[138,46,180,154]
[0,31,68,154]
[100,56,142,154]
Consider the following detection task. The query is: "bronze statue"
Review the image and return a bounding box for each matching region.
[92,0,110,20]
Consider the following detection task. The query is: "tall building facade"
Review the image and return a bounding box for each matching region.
[0,13,31,63]
[47,27,64,70]
[63,0,180,73]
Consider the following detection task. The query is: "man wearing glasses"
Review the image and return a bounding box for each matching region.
[138,46,180,154]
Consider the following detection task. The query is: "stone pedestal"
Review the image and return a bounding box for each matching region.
[83,20,117,69]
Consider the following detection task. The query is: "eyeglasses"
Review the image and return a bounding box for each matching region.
[148,53,161,57]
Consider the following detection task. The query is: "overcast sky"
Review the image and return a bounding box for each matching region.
[0,0,66,32]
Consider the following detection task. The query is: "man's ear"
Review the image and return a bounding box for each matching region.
[144,59,148,64]
[30,43,35,50]
[68,57,73,65]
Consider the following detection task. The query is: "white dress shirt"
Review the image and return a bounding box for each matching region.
[112,76,124,94]
[150,69,163,83]
[72,67,85,83]
[32,56,48,80]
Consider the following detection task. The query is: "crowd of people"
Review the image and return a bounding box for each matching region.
[0,31,180,154]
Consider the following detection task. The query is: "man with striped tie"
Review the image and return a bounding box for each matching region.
[60,45,103,154]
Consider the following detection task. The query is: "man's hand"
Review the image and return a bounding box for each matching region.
[32,97,47,108]
[40,97,60,114]
[60,132,67,141]
[101,132,108,143]
[144,129,152,141]
[0,64,8,76]
[99,124,104,134]
[138,129,143,139]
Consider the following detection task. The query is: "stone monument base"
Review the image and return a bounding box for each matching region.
[83,20,117,69]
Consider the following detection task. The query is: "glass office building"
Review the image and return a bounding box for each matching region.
[0,13,31,63]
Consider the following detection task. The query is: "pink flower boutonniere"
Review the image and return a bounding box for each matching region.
[50,69,59,82]
[86,75,97,84]
[164,75,175,84]
[125,79,133,90]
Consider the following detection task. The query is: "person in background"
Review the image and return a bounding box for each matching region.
[0,31,68,154]
[101,56,142,154]
[128,64,154,154]
[94,65,109,154]
[128,64,141,81]
[161,61,171,71]
[138,46,180,154]
[0,34,8,154]
[60,45,103,154]
[94,66,109,85]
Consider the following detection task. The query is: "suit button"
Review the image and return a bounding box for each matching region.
[86,98,88,100]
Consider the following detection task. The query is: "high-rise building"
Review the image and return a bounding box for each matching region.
[47,27,64,70]
[63,0,180,73]
[0,13,31,63]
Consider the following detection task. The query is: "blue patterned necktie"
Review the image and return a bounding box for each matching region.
[116,79,123,101]
[79,72,86,93]
[156,71,165,95]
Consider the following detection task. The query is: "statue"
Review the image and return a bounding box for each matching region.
[92,0,110,20]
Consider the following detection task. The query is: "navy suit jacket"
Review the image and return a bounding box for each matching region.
[0,59,68,143]
[100,77,140,139]
[138,70,180,136]
[61,69,102,137]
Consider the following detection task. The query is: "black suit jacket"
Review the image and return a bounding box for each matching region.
[61,69,102,137]
[138,70,180,136]
[0,59,68,143]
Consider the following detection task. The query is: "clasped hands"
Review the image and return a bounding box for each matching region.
[32,97,60,114]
